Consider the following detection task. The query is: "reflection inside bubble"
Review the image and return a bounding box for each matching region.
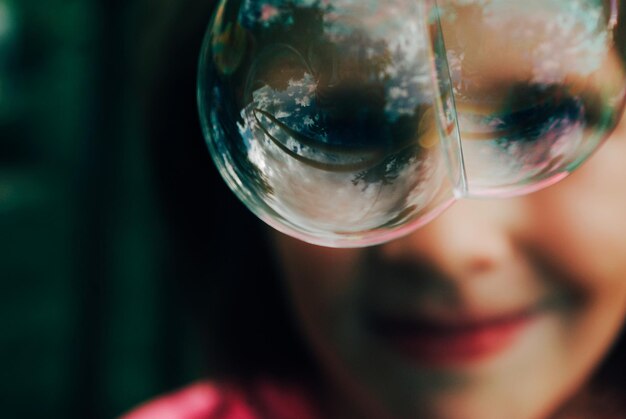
[439,0,623,195]
[198,0,626,247]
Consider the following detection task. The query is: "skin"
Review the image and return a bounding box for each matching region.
[271,111,626,419]
[265,4,626,418]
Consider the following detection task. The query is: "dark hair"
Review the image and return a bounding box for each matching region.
[144,0,316,382]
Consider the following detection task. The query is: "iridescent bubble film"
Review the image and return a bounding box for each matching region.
[198,0,626,247]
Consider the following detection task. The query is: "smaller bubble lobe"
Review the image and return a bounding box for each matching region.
[198,0,626,247]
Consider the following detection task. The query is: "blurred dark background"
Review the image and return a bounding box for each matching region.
[0,0,259,417]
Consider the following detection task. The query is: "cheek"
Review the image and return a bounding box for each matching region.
[523,136,626,368]
[271,234,374,392]
[528,137,626,287]
[271,233,364,330]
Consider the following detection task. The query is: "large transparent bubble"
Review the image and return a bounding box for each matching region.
[198,0,626,247]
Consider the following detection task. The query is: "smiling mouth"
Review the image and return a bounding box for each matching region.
[367,308,540,367]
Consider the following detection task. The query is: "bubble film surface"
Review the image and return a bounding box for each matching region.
[440,0,626,196]
[198,0,626,247]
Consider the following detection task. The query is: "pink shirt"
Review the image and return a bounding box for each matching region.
[123,378,320,419]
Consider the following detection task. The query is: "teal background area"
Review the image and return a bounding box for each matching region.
[0,0,219,417]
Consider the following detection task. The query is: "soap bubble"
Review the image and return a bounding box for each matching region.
[439,0,626,196]
[198,0,626,247]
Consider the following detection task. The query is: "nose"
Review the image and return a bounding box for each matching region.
[377,198,523,281]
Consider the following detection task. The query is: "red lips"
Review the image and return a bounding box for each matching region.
[369,310,537,367]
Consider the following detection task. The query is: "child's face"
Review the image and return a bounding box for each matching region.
[272,114,626,418]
